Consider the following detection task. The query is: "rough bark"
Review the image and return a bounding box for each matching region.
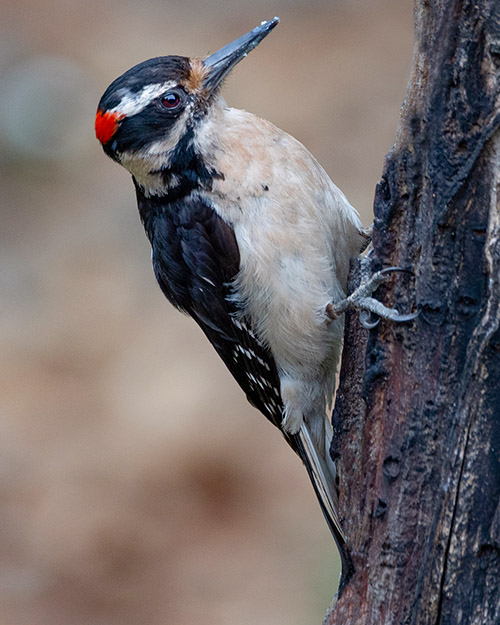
[327,1,500,624]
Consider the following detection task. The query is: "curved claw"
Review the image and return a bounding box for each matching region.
[360,311,380,329]
[378,266,414,277]
[388,310,420,322]
[360,308,418,329]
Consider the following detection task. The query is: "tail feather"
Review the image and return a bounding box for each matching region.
[293,424,353,586]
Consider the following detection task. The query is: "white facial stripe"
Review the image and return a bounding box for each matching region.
[111,81,177,117]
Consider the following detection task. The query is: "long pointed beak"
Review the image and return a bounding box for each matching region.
[202,17,279,92]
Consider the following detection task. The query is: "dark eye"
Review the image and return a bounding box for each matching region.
[160,91,182,110]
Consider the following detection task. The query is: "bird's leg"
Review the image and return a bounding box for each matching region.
[358,224,373,253]
[326,267,418,329]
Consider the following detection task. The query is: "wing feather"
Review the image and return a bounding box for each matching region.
[141,192,287,434]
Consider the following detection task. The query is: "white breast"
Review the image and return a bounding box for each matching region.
[194,102,365,431]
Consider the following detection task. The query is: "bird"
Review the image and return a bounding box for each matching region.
[95,17,413,584]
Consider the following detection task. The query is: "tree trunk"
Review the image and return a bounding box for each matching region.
[327,1,500,623]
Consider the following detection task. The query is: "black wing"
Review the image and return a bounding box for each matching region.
[137,191,287,436]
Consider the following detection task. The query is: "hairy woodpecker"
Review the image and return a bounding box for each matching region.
[95,18,413,582]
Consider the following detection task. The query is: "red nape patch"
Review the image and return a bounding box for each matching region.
[95,110,124,145]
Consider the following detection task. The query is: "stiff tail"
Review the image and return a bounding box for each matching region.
[294,424,353,587]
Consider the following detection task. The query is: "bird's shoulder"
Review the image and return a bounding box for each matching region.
[198,105,363,235]
[137,191,239,310]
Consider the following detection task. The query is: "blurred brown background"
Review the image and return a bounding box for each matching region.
[0,1,413,623]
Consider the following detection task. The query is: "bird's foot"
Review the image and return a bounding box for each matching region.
[326,267,418,329]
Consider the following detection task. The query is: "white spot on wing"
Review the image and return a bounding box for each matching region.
[231,317,257,339]
[201,276,216,287]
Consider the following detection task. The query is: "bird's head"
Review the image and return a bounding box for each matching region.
[95,18,279,193]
